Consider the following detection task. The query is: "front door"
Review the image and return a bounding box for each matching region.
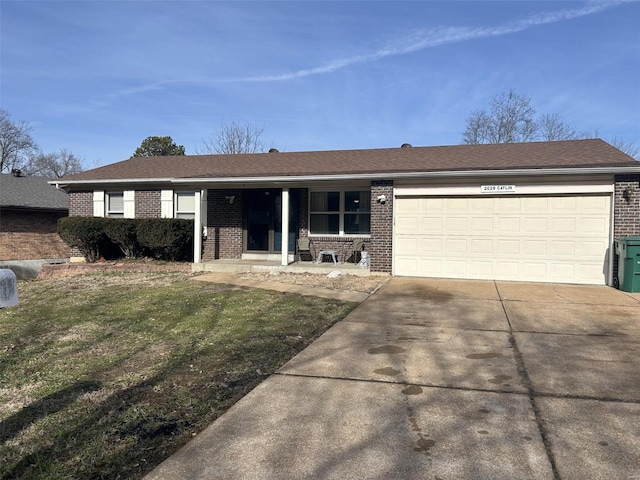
[244,189,297,253]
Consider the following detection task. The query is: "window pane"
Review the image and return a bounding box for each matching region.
[344,213,371,234]
[176,212,195,219]
[310,214,339,234]
[345,191,370,212]
[176,192,195,212]
[310,191,339,212]
[108,192,123,212]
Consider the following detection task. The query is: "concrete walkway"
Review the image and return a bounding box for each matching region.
[145,278,640,480]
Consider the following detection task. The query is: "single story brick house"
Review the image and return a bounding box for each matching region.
[1,171,69,261]
[52,139,640,285]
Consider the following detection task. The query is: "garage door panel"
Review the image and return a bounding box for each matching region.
[580,217,608,234]
[523,240,547,255]
[395,194,610,284]
[497,239,520,255]
[396,216,418,232]
[420,216,443,232]
[498,217,521,232]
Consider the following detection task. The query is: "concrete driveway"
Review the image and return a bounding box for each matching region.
[146,278,640,480]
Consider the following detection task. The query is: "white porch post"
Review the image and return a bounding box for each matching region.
[281,187,289,266]
[193,190,202,264]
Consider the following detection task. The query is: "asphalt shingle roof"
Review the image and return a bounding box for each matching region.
[0,173,69,210]
[60,139,638,183]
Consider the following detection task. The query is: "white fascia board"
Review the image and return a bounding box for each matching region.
[171,166,640,185]
[48,165,640,189]
[49,178,173,188]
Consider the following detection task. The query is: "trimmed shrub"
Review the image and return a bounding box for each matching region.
[58,217,193,262]
[102,218,141,259]
[136,219,194,261]
[58,217,110,263]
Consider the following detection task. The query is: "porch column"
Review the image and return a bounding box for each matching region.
[281,187,289,266]
[193,190,202,264]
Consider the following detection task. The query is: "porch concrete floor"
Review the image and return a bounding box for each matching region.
[192,259,371,276]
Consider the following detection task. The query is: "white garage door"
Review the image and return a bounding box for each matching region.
[394,195,611,284]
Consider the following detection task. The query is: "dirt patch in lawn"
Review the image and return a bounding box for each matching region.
[236,271,389,294]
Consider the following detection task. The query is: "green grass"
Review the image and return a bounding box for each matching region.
[0,272,357,479]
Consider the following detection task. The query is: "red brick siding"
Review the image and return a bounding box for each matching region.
[613,175,640,278]
[203,189,243,260]
[135,190,161,218]
[306,236,371,264]
[369,180,393,273]
[0,209,69,260]
[69,191,93,217]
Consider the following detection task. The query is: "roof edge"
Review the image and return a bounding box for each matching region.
[51,165,640,188]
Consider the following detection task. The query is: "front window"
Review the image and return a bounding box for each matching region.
[175,191,196,219]
[309,189,370,235]
[106,192,124,218]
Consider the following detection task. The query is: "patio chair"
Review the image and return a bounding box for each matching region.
[343,238,365,264]
[297,237,314,262]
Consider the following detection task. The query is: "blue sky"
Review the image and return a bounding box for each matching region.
[1,0,639,168]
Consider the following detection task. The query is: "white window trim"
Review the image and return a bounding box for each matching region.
[309,188,371,237]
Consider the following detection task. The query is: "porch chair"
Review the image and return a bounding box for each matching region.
[297,237,314,262]
[343,238,365,264]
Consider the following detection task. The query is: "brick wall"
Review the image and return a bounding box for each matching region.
[203,189,243,260]
[298,188,309,238]
[613,174,640,278]
[69,191,93,217]
[306,236,371,264]
[135,190,161,218]
[0,209,69,260]
[369,180,393,273]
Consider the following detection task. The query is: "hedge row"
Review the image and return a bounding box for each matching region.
[58,217,194,262]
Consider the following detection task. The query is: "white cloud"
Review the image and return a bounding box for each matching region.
[237,0,634,82]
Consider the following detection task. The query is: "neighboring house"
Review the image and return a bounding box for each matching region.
[51,139,640,285]
[0,170,69,261]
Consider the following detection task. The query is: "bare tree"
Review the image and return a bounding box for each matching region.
[26,148,84,178]
[462,90,537,144]
[609,137,640,161]
[538,113,579,141]
[198,121,267,154]
[0,108,38,173]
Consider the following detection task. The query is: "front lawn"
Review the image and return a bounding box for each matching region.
[0,272,356,479]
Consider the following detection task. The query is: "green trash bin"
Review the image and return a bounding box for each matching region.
[614,237,640,292]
